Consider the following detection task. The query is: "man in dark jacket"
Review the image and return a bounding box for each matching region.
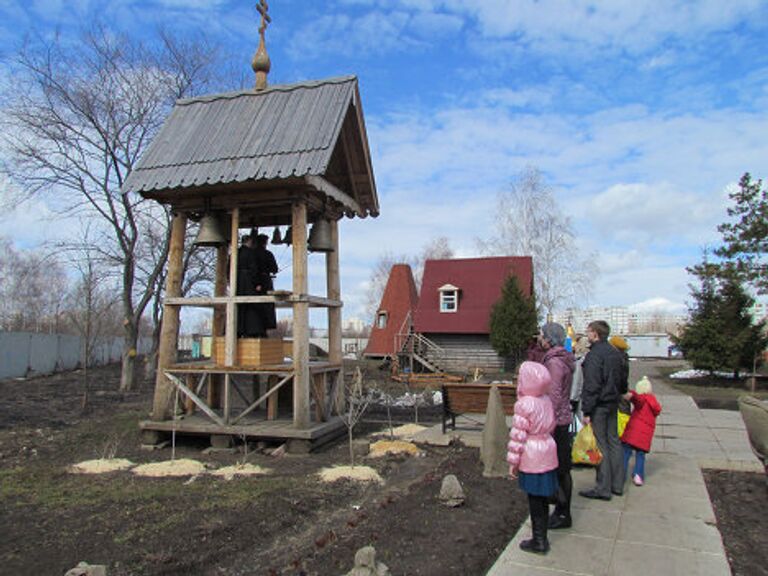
[579,320,625,500]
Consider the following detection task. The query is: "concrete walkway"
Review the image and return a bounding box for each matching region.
[485,375,761,576]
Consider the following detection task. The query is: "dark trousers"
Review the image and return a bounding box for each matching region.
[552,424,573,518]
[591,404,624,496]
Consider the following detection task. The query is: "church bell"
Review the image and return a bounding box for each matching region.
[193,214,226,247]
[308,220,334,252]
[271,226,282,245]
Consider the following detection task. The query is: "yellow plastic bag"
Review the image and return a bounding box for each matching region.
[571,423,602,466]
[617,411,630,437]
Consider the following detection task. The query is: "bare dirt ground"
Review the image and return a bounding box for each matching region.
[2,360,766,575]
[0,363,527,575]
[704,470,768,576]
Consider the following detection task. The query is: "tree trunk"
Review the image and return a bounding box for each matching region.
[119,321,139,392]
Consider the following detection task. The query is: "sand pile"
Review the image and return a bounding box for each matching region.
[210,463,272,480]
[374,423,426,439]
[69,458,135,474]
[319,465,384,484]
[132,459,206,477]
[368,440,423,458]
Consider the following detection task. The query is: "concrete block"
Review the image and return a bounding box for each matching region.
[608,540,730,576]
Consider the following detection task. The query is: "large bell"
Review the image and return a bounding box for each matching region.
[193,214,226,247]
[308,220,334,252]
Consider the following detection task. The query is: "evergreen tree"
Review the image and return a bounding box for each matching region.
[677,261,767,377]
[489,276,537,365]
[693,173,768,294]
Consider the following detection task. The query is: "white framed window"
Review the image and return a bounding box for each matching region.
[438,284,460,313]
[376,311,388,329]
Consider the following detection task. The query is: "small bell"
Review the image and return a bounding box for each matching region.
[271,227,282,245]
[282,226,292,245]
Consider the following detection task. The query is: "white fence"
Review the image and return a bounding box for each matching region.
[0,331,152,380]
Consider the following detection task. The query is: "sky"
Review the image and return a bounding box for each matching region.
[1,0,767,325]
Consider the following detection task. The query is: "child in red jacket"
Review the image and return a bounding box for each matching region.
[620,376,662,486]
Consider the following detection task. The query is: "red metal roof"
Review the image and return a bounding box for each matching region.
[363,264,419,356]
[413,256,533,335]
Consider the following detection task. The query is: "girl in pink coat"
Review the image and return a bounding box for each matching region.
[507,361,559,554]
[621,376,662,486]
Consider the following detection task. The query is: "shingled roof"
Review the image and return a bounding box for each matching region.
[414,257,534,335]
[364,264,419,357]
[122,75,378,224]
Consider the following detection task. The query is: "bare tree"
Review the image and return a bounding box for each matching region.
[477,166,597,317]
[0,236,68,332]
[364,236,455,323]
[1,24,223,391]
[413,235,454,289]
[65,236,121,411]
[341,367,372,467]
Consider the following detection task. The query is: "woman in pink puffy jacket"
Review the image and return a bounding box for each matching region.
[507,361,559,554]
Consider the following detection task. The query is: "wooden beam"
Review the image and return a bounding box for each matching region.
[326,220,344,414]
[231,373,293,424]
[164,295,342,307]
[152,212,187,421]
[164,372,226,426]
[305,175,363,217]
[292,201,310,429]
[209,243,228,408]
[225,208,240,367]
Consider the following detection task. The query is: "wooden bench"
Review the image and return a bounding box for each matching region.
[441,382,517,433]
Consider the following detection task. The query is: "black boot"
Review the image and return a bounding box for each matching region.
[548,472,573,529]
[520,495,550,554]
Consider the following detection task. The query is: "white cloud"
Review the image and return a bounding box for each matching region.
[454,0,764,54]
[629,297,687,315]
[586,182,726,245]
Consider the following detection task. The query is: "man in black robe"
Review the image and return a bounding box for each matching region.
[252,233,278,334]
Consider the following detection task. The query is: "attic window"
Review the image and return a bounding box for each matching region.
[376,311,388,329]
[438,284,460,313]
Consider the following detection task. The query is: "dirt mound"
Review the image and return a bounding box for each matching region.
[132,458,206,477]
[210,463,271,480]
[318,465,384,484]
[69,458,135,474]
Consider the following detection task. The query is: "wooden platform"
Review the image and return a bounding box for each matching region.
[140,414,346,453]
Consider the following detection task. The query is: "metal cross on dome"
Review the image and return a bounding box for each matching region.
[257,0,271,35]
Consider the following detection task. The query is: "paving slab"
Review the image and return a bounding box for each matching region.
[607,541,731,576]
[486,383,756,575]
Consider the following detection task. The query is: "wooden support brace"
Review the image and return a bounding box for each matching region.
[165,372,225,426]
[231,373,293,425]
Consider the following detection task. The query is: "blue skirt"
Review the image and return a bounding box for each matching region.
[519,470,558,497]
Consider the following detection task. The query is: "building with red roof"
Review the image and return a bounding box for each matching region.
[364,256,534,373]
[363,264,419,358]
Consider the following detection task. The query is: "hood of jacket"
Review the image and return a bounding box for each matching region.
[517,361,552,398]
[542,345,575,372]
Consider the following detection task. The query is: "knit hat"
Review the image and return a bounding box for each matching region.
[540,322,566,347]
[609,335,630,351]
[635,376,652,395]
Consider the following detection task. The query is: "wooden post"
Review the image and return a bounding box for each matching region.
[151,212,187,420]
[209,241,228,408]
[223,208,240,425]
[225,208,240,367]
[292,201,310,428]
[326,219,344,414]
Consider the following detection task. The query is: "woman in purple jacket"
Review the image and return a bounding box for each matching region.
[538,322,576,529]
[507,361,559,554]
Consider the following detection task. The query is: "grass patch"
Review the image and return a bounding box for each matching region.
[0,464,300,512]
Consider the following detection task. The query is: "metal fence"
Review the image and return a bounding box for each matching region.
[0,331,152,380]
